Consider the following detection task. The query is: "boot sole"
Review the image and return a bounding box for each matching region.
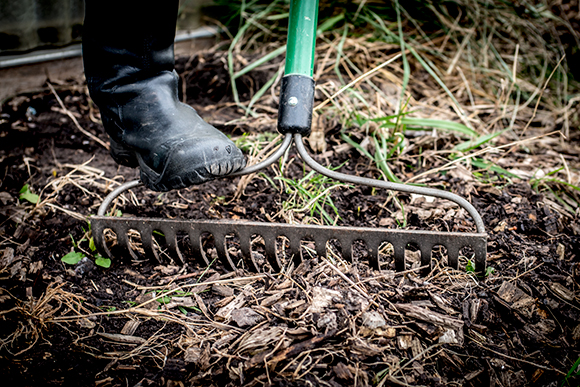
[109,137,245,192]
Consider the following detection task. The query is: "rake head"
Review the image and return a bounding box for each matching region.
[92,134,488,276]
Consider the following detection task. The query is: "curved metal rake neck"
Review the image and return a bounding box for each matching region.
[97,134,485,234]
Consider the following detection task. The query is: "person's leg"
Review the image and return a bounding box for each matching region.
[82,0,245,192]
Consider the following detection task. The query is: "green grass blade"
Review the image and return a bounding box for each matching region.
[470,158,521,179]
[374,116,476,138]
[246,67,282,113]
[233,45,286,79]
[453,129,507,152]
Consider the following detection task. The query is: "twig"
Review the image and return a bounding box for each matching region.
[466,336,566,374]
[406,130,562,184]
[322,259,370,300]
[508,262,544,282]
[520,55,565,136]
[48,83,110,150]
[314,53,402,111]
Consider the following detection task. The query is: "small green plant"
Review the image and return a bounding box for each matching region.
[466,260,495,277]
[60,227,111,268]
[95,256,111,268]
[19,184,39,204]
[531,168,580,215]
[61,251,84,265]
[561,357,580,387]
[277,164,350,225]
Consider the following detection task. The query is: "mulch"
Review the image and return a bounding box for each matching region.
[0,50,579,387]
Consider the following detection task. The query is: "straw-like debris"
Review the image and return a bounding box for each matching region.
[1,0,579,385]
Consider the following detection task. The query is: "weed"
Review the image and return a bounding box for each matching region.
[277,165,350,225]
[561,357,580,387]
[95,256,111,268]
[19,184,39,204]
[61,251,84,265]
[61,225,111,268]
[466,260,495,278]
[531,168,580,214]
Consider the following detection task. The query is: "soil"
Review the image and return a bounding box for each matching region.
[0,51,579,387]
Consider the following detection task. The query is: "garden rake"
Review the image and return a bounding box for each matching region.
[92,0,487,275]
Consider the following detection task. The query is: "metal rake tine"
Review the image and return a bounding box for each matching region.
[161,227,186,264]
[92,222,110,259]
[475,244,487,275]
[393,242,406,272]
[366,240,380,270]
[140,225,159,263]
[263,231,282,271]
[213,231,237,271]
[288,237,302,266]
[420,243,433,275]
[314,236,327,259]
[187,228,210,266]
[339,234,355,262]
[448,246,459,270]
[237,229,258,271]
[117,226,139,261]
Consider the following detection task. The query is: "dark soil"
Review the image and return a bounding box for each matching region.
[0,52,579,387]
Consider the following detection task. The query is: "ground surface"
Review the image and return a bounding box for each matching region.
[0,48,579,387]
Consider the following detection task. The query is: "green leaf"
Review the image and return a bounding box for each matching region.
[89,237,96,252]
[465,260,475,273]
[19,185,39,204]
[61,251,84,265]
[561,356,580,387]
[453,130,507,152]
[95,257,111,268]
[470,158,521,179]
[400,117,477,137]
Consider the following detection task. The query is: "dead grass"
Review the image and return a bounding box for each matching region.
[219,0,580,215]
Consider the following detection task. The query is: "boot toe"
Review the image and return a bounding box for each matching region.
[138,136,246,191]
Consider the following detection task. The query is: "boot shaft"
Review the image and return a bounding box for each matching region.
[82,0,179,99]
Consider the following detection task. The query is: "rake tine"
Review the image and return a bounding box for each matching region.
[187,228,209,266]
[448,246,459,270]
[475,245,486,275]
[288,237,302,265]
[237,230,257,271]
[92,223,109,259]
[140,225,159,263]
[420,243,432,275]
[394,242,406,272]
[315,236,327,259]
[212,231,236,271]
[263,232,282,271]
[116,226,138,261]
[162,227,185,264]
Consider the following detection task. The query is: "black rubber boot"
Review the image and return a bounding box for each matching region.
[82,0,245,191]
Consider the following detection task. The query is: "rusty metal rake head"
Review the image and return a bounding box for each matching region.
[92,134,487,276]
